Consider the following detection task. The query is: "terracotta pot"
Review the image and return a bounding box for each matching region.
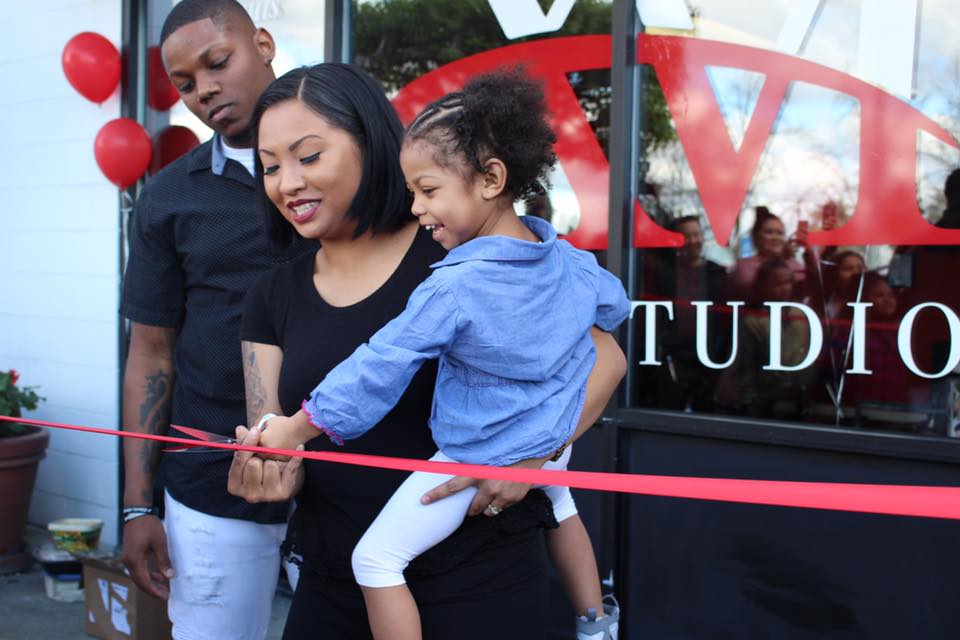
[0,425,49,556]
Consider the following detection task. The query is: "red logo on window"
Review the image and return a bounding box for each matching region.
[392,35,960,250]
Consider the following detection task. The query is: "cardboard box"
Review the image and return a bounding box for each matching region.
[82,556,172,640]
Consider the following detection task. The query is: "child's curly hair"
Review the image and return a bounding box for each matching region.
[405,67,557,200]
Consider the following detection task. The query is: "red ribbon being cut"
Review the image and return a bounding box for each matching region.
[5,414,960,521]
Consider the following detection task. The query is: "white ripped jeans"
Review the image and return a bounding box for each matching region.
[164,491,287,640]
[351,446,576,588]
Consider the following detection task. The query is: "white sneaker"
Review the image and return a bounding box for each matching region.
[576,595,620,640]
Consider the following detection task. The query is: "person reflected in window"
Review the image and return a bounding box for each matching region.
[814,249,867,331]
[838,273,928,427]
[715,258,816,419]
[729,206,812,301]
[810,250,867,415]
[643,215,728,411]
[893,168,960,390]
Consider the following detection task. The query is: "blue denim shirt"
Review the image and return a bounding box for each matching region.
[303,216,630,465]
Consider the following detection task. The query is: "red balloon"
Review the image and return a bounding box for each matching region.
[94,118,152,189]
[147,46,180,111]
[150,125,201,175]
[62,32,121,104]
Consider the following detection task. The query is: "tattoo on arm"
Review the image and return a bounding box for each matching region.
[244,345,266,424]
[137,370,172,475]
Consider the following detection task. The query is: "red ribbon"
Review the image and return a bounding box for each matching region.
[5,414,960,520]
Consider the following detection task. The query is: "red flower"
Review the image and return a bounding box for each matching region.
[8,370,18,386]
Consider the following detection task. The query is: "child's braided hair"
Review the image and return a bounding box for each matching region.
[405,67,557,200]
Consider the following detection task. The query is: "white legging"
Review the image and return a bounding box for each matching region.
[352,446,576,588]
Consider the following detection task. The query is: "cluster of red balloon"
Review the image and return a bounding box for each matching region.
[62,33,200,189]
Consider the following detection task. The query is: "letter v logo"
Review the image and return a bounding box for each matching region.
[642,39,787,247]
[489,0,576,40]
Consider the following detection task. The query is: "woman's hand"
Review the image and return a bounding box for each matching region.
[420,455,550,517]
[227,425,305,503]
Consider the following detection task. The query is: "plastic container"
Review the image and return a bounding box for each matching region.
[43,571,84,602]
[48,518,103,553]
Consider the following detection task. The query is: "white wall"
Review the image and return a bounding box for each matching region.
[0,0,123,547]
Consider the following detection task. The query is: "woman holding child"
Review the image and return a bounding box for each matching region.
[227,63,626,639]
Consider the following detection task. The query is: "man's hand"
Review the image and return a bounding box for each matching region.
[228,425,305,502]
[120,515,174,600]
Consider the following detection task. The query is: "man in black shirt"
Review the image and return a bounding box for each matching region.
[119,2,305,637]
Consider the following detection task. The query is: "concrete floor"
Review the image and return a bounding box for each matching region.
[0,526,291,640]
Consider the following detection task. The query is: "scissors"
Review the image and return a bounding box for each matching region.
[164,425,238,453]
[165,414,276,453]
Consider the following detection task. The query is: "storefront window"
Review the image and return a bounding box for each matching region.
[353,0,613,246]
[627,1,960,437]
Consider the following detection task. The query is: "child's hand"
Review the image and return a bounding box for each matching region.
[258,412,317,461]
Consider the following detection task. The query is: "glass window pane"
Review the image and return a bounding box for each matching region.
[352,0,613,245]
[628,0,960,438]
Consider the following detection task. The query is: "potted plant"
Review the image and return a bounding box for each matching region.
[0,369,49,574]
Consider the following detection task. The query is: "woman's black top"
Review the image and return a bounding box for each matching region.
[241,228,554,639]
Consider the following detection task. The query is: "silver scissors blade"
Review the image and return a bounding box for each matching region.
[164,424,237,453]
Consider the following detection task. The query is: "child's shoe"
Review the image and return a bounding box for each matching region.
[576,595,619,640]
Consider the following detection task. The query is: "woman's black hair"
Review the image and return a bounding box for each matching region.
[252,63,411,250]
[405,67,557,201]
[668,214,701,232]
[751,205,782,244]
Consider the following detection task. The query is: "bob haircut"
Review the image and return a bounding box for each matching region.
[252,63,411,250]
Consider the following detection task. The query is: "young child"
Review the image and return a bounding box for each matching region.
[260,68,627,640]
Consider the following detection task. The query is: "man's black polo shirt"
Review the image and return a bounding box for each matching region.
[122,137,312,523]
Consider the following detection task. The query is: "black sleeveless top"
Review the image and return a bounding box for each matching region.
[241,227,555,602]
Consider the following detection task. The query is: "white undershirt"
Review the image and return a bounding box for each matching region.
[220,140,256,176]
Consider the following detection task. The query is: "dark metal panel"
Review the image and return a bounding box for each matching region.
[117,0,147,546]
[600,0,639,597]
[610,408,960,465]
[613,427,960,639]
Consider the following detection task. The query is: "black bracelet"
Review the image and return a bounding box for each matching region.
[122,505,159,524]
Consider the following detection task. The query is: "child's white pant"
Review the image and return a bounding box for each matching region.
[352,446,576,588]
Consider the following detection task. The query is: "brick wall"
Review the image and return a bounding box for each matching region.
[0,1,123,547]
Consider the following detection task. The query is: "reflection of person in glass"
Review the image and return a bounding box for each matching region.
[818,250,866,319]
[884,169,960,430]
[715,259,816,418]
[729,206,809,300]
[893,170,960,373]
[835,273,927,425]
[644,215,728,410]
